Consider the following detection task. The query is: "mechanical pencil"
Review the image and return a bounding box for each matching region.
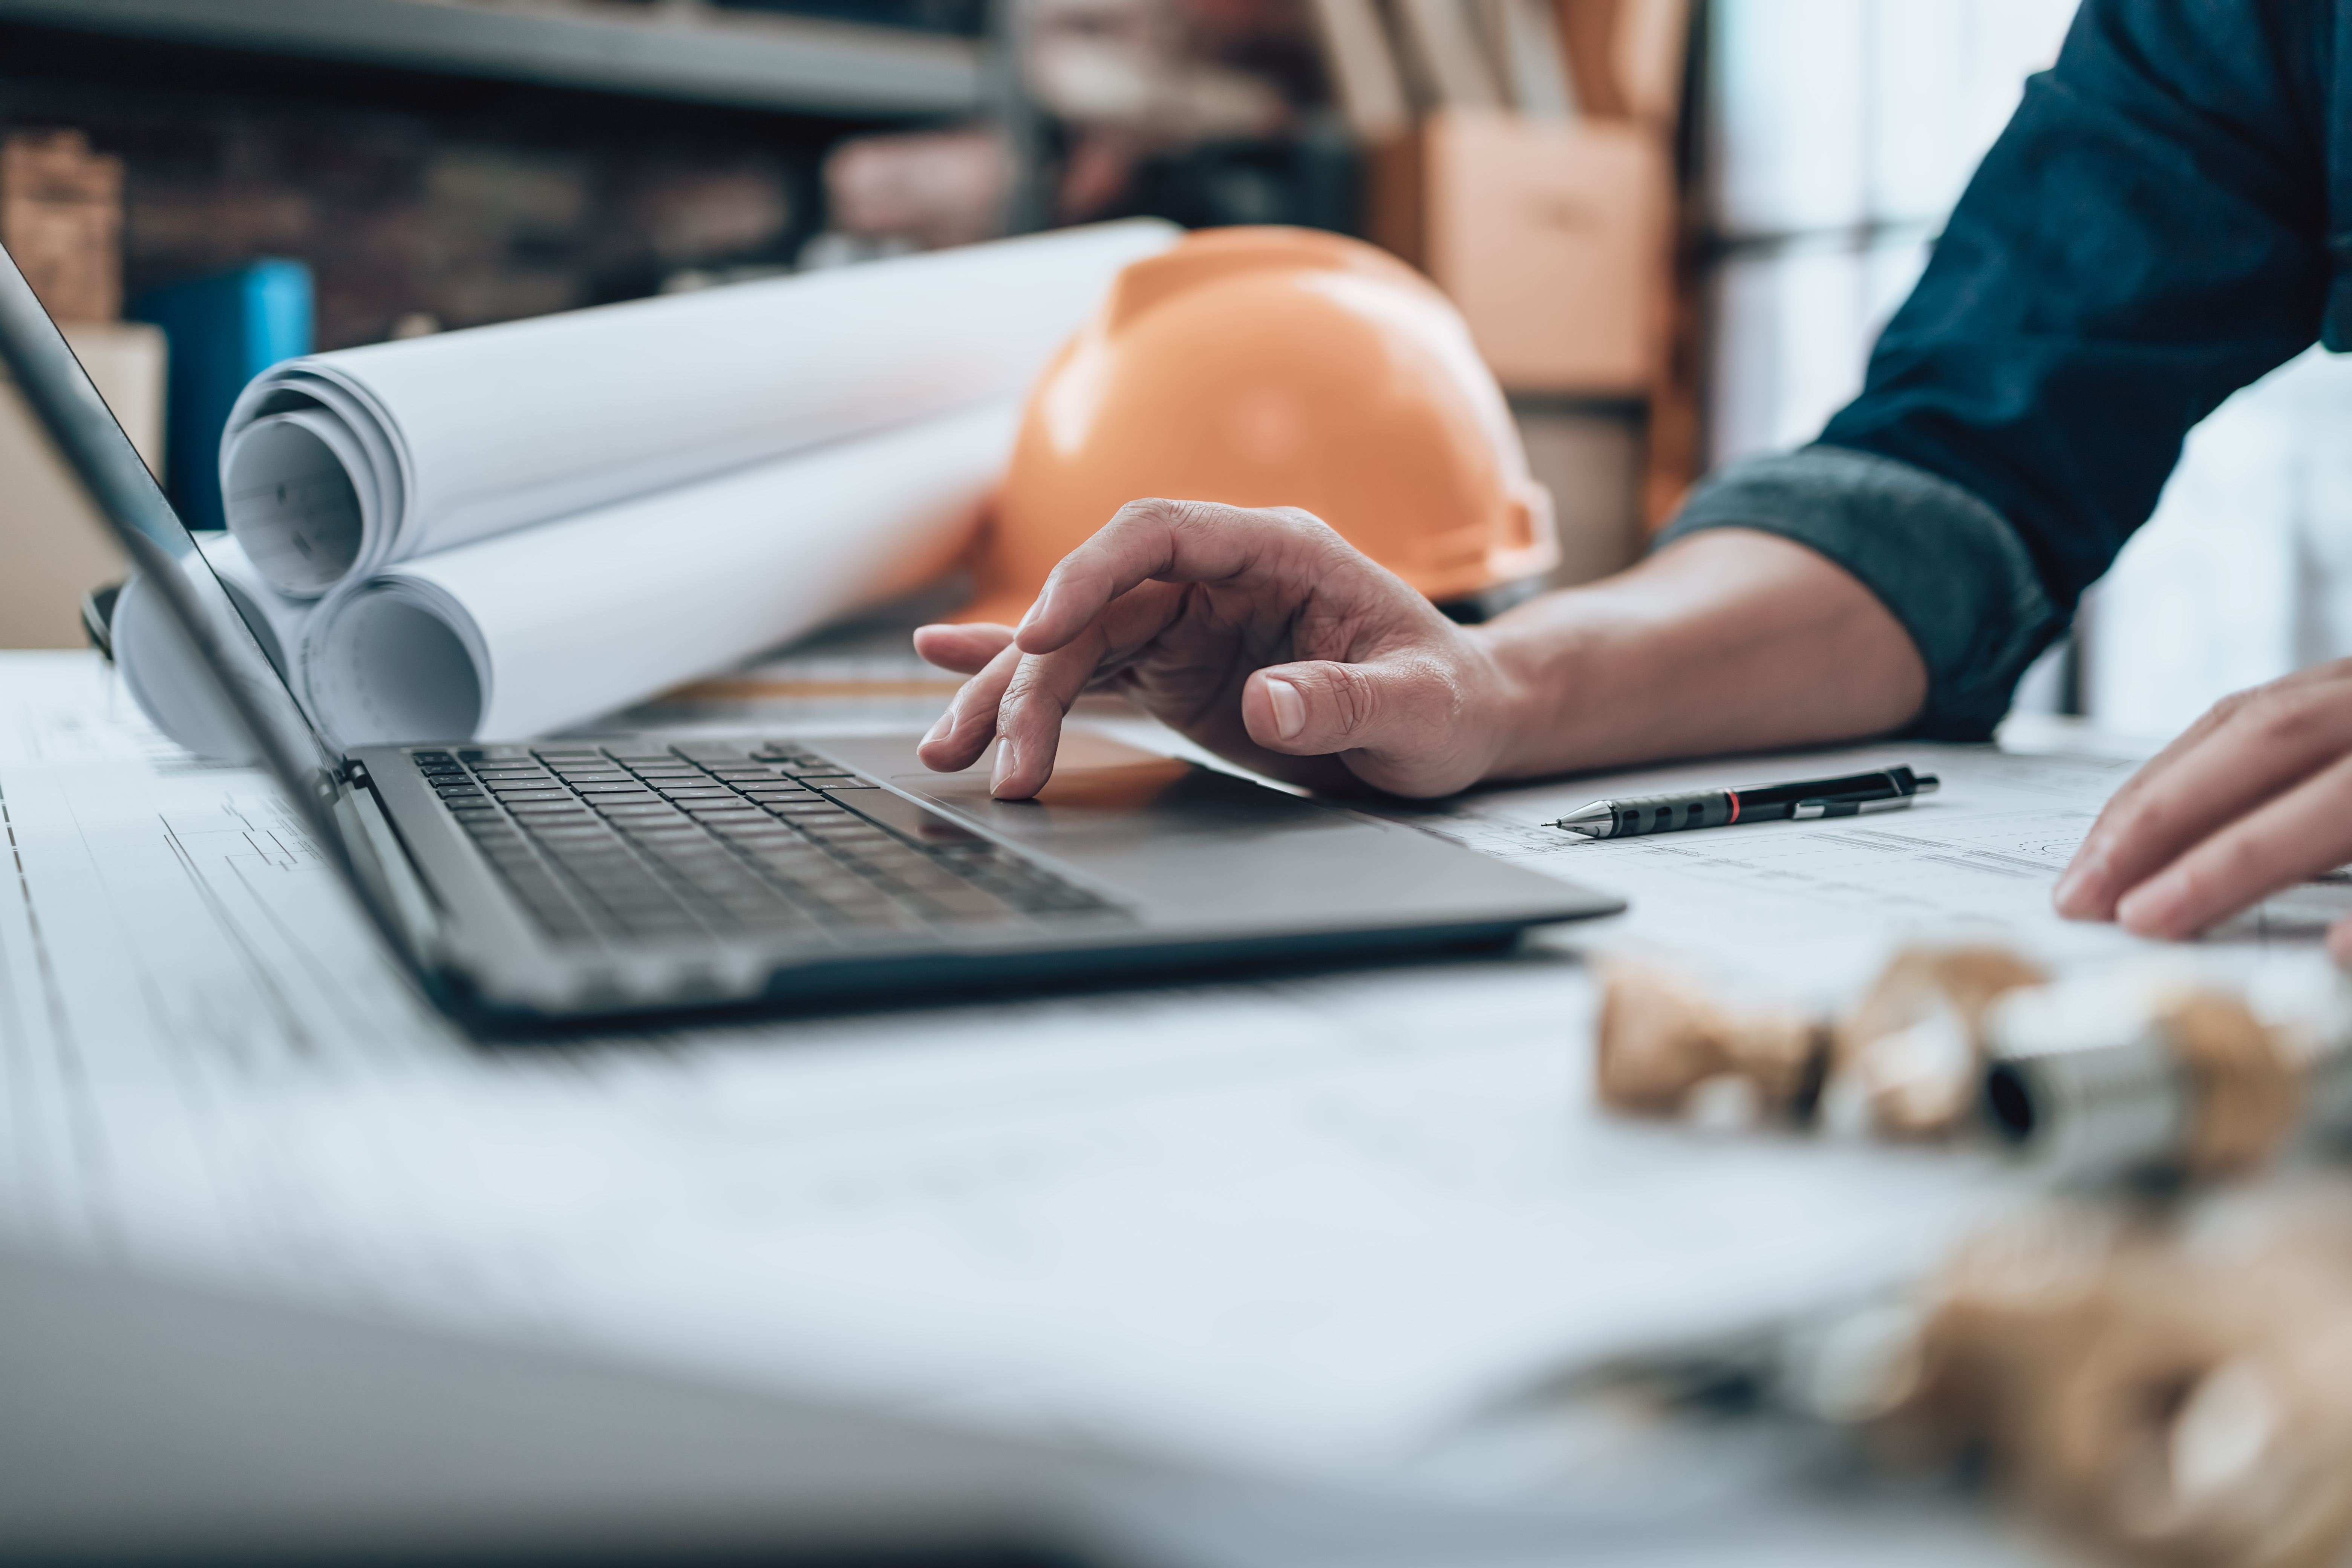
[1548,766,1939,840]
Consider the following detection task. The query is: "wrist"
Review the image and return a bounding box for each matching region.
[1462,606,1600,781]
[1460,530,1930,787]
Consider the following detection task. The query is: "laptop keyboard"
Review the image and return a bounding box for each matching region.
[404,739,1124,946]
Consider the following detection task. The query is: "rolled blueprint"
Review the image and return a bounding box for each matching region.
[220,220,1178,598]
[298,402,1018,747]
[113,532,315,758]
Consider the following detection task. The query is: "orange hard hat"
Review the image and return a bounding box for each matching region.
[958,225,1557,626]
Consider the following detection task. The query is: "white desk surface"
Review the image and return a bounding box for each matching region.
[5,645,2336,1566]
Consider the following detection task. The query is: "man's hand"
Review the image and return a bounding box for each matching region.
[2055,660,2352,959]
[914,498,1514,799]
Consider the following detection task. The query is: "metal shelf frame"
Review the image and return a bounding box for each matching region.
[0,0,989,118]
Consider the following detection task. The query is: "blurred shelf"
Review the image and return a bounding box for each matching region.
[0,0,989,117]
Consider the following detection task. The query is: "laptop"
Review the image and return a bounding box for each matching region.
[0,242,1620,1023]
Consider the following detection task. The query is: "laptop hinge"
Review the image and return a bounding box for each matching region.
[335,762,447,965]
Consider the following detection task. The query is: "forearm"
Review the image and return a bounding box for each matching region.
[1473,529,1928,781]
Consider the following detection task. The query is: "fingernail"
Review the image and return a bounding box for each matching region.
[923,705,957,745]
[1265,677,1305,741]
[989,738,1019,795]
[1016,588,1054,635]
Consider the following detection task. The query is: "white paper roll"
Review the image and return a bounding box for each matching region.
[115,533,319,758]
[300,402,1019,748]
[222,220,1177,599]
[202,531,315,681]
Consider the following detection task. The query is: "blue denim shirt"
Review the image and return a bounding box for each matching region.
[1658,0,2351,738]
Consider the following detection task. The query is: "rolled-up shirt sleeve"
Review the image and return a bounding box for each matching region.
[1659,0,2337,740]
[1655,447,2059,739]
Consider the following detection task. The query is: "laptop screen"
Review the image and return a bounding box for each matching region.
[0,239,398,946]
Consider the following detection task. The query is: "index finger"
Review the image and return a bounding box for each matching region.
[2057,667,2352,919]
[2113,751,2352,939]
[913,621,1017,676]
[1015,498,1340,655]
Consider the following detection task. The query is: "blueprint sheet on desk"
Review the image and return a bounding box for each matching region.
[0,651,2325,1493]
[1363,731,2352,1001]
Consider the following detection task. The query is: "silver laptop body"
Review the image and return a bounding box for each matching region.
[0,241,1620,1024]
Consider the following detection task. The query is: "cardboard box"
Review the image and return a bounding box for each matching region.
[1428,110,1667,394]
[1,128,124,204]
[0,321,166,648]
[1,130,126,323]
[1377,109,1671,397]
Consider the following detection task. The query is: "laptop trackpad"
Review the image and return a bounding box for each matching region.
[892,733,1354,844]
